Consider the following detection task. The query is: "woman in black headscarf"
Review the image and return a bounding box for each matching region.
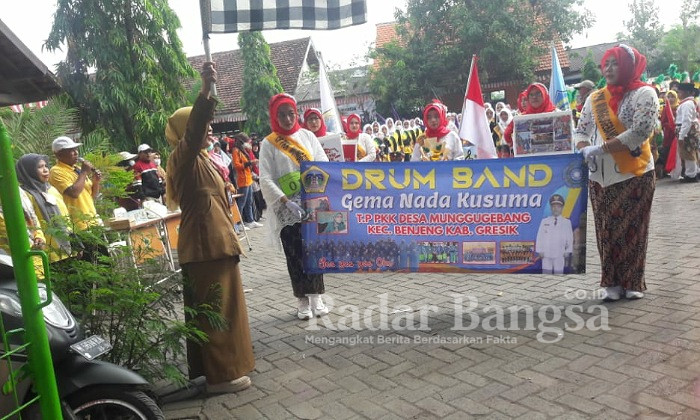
[15,154,73,263]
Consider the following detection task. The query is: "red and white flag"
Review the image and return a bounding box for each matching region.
[458,55,497,159]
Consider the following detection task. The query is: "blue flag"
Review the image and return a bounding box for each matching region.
[549,46,570,111]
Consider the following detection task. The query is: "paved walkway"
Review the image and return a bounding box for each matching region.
[164,177,700,419]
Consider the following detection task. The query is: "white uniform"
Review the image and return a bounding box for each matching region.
[676,98,699,178]
[410,131,464,161]
[535,215,573,274]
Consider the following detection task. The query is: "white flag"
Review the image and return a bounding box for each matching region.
[318,52,344,134]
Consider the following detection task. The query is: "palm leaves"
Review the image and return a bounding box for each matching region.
[1,96,79,160]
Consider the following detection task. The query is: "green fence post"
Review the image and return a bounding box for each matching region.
[0,121,62,419]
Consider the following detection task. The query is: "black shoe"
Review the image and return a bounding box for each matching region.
[680,176,698,183]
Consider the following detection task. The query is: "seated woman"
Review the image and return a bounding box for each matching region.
[411,100,464,161]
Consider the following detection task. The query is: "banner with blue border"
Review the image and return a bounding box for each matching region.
[301,154,588,274]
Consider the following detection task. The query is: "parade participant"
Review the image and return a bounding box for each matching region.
[535,194,573,274]
[49,136,102,231]
[363,123,373,135]
[379,124,388,139]
[504,84,556,146]
[575,44,658,301]
[345,113,377,162]
[16,154,72,263]
[496,108,513,143]
[659,90,679,176]
[165,61,254,393]
[412,101,464,161]
[486,108,498,146]
[259,93,330,320]
[675,83,700,182]
[517,90,528,114]
[495,102,506,114]
[232,133,262,229]
[385,117,395,133]
[446,113,458,132]
[302,108,327,138]
[372,121,380,136]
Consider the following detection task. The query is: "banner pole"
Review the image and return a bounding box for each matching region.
[199,0,218,97]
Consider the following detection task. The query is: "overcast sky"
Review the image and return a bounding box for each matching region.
[0,0,686,71]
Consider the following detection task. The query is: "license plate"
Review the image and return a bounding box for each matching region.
[70,335,112,360]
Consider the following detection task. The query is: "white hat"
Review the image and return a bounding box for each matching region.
[52,136,82,153]
[118,151,137,161]
[137,143,152,153]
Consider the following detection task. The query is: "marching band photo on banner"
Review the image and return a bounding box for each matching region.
[300,155,588,275]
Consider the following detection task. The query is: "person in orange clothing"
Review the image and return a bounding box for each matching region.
[231,133,262,229]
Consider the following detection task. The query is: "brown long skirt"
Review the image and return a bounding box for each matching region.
[589,171,655,292]
[182,256,255,384]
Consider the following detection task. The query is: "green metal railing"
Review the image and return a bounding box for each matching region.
[0,121,62,419]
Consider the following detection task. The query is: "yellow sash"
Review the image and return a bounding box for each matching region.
[265,132,313,167]
[591,88,652,176]
[357,143,367,160]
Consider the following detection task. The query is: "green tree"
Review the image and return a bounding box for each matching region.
[618,0,664,62]
[370,0,593,116]
[238,32,284,135]
[45,0,196,153]
[656,24,700,76]
[582,50,602,84]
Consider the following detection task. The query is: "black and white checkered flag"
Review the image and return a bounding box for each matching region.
[203,0,367,33]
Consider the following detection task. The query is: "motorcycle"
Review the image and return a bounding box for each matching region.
[0,253,165,419]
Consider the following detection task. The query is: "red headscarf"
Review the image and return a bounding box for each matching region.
[346,114,362,139]
[423,100,452,139]
[517,90,528,113]
[524,83,556,114]
[601,44,648,115]
[269,93,301,135]
[303,108,327,137]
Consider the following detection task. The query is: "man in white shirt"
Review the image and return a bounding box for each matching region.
[676,83,700,182]
[536,194,573,274]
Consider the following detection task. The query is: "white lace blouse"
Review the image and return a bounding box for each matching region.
[574,86,658,187]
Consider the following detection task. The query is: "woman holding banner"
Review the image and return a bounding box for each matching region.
[575,44,658,301]
[412,100,464,161]
[345,114,377,162]
[303,108,327,138]
[504,83,556,146]
[259,93,330,320]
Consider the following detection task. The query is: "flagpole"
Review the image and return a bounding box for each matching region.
[199,0,218,97]
[459,54,477,135]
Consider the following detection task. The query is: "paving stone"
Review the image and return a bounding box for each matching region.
[161,180,700,418]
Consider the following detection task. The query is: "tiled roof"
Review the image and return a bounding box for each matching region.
[566,41,620,73]
[187,37,316,121]
[376,22,401,49]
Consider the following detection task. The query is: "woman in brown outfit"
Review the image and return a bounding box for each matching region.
[165,62,254,393]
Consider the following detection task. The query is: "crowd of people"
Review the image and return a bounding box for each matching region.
[2,42,699,397]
